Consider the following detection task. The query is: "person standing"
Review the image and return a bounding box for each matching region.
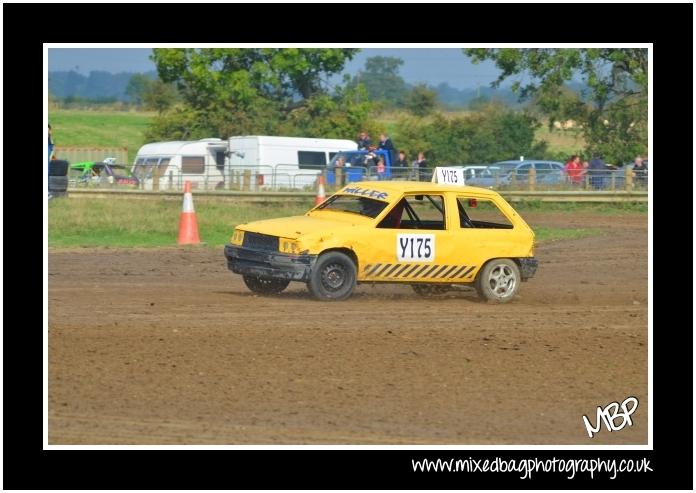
[48,124,55,198]
[356,131,371,150]
[395,150,409,179]
[378,133,396,165]
[631,155,648,187]
[376,157,386,181]
[564,154,583,185]
[415,152,428,181]
[588,153,606,189]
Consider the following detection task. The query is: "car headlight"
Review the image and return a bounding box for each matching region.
[279,238,300,254]
[230,229,245,245]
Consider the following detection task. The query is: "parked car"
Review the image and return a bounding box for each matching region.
[459,166,503,187]
[225,181,538,302]
[494,160,566,186]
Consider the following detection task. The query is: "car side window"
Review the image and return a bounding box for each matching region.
[535,162,552,174]
[377,195,446,230]
[517,163,533,175]
[457,197,514,229]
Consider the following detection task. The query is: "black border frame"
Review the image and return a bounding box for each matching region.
[4,2,692,489]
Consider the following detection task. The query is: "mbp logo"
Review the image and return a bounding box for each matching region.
[582,396,639,438]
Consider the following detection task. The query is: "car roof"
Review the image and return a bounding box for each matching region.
[339,181,503,197]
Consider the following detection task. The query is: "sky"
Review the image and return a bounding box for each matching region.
[47,48,504,90]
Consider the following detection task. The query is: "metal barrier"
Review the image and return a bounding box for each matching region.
[67,162,649,193]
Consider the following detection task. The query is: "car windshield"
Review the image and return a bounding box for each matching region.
[316,194,389,218]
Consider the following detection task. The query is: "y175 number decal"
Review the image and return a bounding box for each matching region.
[397,234,435,262]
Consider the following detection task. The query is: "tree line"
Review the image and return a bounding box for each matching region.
[51,49,648,165]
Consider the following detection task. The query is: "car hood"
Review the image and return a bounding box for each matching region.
[239,212,369,239]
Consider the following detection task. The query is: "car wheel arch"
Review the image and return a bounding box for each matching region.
[317,247,359,272]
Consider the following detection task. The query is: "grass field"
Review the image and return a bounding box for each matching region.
[48,110,156,163]
[534,125,586,158]
[47,198,640,249]
[48,108,586,166]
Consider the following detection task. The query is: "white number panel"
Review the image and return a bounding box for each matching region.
[396,234,435,262]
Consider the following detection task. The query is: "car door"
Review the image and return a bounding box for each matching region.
[359,193,457,283]
[448,194,528,282]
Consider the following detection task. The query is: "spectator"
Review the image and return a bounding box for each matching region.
[564,154,584,185]
[588,153,606,189]
[334,156,346,187]
[357,131,371,150]
[632,155,648,187]
[376,157,386,180]
[378,133,396,165]
[395,150,409,179]
[48,124,55,199]
[415,152,428,181]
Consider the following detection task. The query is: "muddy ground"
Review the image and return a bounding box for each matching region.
[48,212,648,444]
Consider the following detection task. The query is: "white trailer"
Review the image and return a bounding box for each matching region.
[133,136,357,191]
[227,136,357,190]
[132,138,228,191]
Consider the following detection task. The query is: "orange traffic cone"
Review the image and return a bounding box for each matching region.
[177,181,200,245]
[315,174,327,206]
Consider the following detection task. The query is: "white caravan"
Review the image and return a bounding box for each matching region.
[132,136,357,191]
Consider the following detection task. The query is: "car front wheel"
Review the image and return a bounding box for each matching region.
[243,275,290,295]
[475,259,520,303]
[307,252,356,301]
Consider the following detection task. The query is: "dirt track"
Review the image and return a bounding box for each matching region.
[48,212,648,444]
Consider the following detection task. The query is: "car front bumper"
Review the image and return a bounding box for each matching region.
[224,244,317,282]
[518,257,539,281]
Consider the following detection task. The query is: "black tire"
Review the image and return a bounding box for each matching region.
[242,275,290,295]
[49,160,69,176]
[307,252,356,301]
[411,284,450,297]
[48,175,69,192]
[474,259,520,303]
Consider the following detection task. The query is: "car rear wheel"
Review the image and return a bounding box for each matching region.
[242,275,290,295]
[411,284,450,297]
[307,252,356,301]
[475,259,520,303]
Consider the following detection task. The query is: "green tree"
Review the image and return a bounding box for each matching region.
[404,84,438,117]
[464,48,648,163]
[147,48,366,140]
[350,56,409,106]
[392,104,544,165]
[125,73,152,105]
[142,80,179,114]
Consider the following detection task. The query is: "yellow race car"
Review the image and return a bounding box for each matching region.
[224,181,538,302]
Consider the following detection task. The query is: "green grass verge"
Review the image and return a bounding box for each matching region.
[533,227,601,243]
[49,197,617,249]
[48,198,314,248]
[509,200,647,214]
[48,110,155,163]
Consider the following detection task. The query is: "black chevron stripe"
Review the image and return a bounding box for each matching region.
[411,265,431,278]
[440,265,460,278]
[375,264,393,276]
[402,264,422,277]
[422,265,441,278]
[430,265,451,278]
[459,266,477,278]
[393,264,412,277]
[366,263,382,275]
[385,264,403,276]
[451,265,469,278]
